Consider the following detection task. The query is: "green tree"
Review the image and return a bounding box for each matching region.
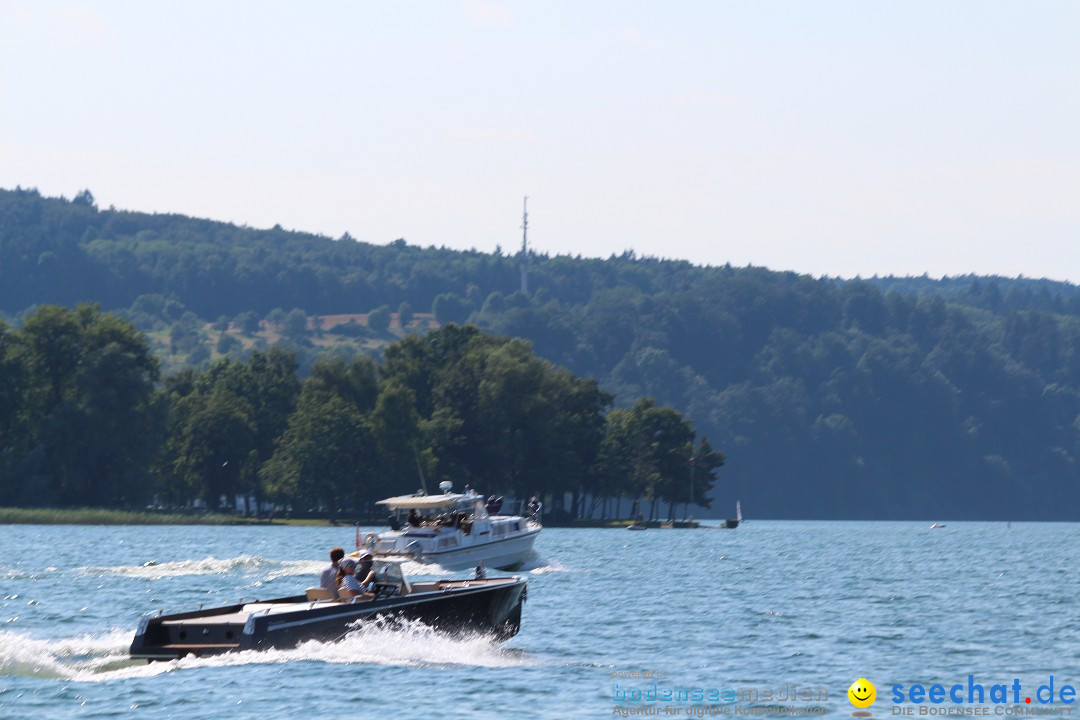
[0,321,28,504]
[264,308,286,329]
[217,333,241,355]
[154,349,299,510]
[235,311,261,336]
[481,291,506,315]
[397,301,413,328]
[432,293,470,325]
[16,305,162,506]
[368,305,391,333]
[370,383,421,496]
[0,321,22,433]
[306,356,377,413]
[204,349,300,508]
[72,189,96,209]
[598,398,694,521]
[282,309,310,343]
[169,312,203,356]
[169,386,257,509]
[689,436,723,512]
[262,387,372,515]
[20,305,82,410]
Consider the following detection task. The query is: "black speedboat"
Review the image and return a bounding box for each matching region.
[130,561,527,661]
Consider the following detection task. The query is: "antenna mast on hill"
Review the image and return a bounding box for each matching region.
[520,196,529,295]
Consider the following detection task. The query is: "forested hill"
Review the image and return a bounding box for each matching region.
[3,186,1080,520]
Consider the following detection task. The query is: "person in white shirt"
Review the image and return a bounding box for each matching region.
[319,547,345,598]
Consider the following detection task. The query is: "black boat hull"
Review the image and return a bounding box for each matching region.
[130,577,526,661]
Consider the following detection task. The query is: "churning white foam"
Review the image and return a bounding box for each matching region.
[0,619,529,683]
[520,552,569,574]
[80,556,323,580]
[0,629,138,680]
[293,617,531,669]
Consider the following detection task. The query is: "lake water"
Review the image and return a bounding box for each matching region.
[2,522,1079,719]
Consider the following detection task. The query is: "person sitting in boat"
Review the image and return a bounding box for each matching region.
[486,495,503,515]
[527,496,541,517]
[407,508,423,527]
[319,546,345,599]
[337,558,369,597]
[356,551,375,586]
[340,552,380,597]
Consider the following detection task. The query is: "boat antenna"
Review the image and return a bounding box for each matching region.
[413,445,429,495]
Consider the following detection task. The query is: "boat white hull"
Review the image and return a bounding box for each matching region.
[379,529,540,571]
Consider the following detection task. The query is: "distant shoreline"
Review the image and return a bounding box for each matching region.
[0,509,1052,525]
[0,507,712,528]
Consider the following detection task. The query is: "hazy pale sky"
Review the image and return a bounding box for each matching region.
[2,1,1078,281]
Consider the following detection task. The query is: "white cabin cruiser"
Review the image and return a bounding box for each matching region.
[367,483,541,571]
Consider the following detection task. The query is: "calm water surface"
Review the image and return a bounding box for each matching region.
[2,522,1079,719]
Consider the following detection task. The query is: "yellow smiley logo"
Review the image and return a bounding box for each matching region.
[848,678,876,708]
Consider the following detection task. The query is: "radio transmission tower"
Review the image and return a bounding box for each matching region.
[520,196,529,295]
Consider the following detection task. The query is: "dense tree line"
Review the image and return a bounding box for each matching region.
[9,187,1077,326]
[0,308,718,520]
[0,305,163,506]
[3,187,1080,519]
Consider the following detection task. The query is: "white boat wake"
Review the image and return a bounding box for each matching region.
[77,555,324,580]
[519,551,570,574]
[0,620,531,683]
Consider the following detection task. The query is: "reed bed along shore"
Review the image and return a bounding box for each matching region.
[0,507,265,525]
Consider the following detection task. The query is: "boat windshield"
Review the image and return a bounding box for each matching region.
[372,560,406,586]
[454,498,486,515]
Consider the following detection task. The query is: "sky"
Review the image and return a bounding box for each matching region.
[1,1,1078,282]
